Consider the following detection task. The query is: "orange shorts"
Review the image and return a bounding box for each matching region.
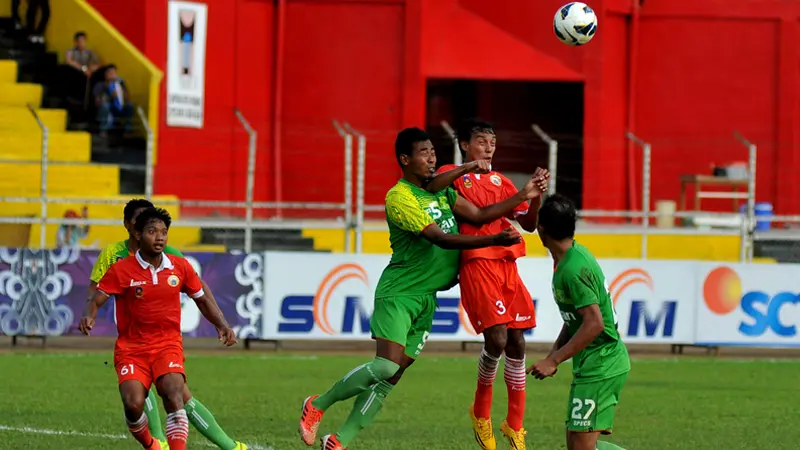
[114,346,186,388]
[460,258,536,334]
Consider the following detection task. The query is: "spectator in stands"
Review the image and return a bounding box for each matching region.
[24,0,50,44]
[11,0,22,30]
[93,65,134,136]
[56,208,90,248]
[66,32,100,76]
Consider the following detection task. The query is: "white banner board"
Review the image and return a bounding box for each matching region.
[262,253,698,345]
[695,264,800,347]
[166,1,207,128]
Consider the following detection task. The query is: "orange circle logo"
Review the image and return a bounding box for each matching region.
[312,264,369,335]
[703,267,742,315]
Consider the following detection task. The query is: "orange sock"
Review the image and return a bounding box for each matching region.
[126,413,156,448]
[165,410,189,450]
[504,356,526,430]
[474,347,500,419]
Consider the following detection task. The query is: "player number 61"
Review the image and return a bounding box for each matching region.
[119,364,135,376]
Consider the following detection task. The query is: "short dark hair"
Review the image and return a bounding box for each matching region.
[74,31,86,40]
[394,127,430,167]
[456,118,495,146]
[133,207,172,233]
[538,194,577,240]
[123,199,154,222]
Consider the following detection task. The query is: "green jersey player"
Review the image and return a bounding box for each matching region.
[528,194,630,450]
[299,127,545,450]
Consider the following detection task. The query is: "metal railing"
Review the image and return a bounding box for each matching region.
[441,120,462,166]
[27,104,49,250]
[137,106,154,200]
[5,115,796,260]
[531,124,557,194]
[235,109,258,253]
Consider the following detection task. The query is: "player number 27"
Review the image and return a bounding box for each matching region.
[571,398,596,420]
[119,364,135,376]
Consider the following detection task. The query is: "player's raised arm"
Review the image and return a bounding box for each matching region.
[423,160,491,193]
[181,261,237,346]
[452,173,545,226]
[515,167,550,232]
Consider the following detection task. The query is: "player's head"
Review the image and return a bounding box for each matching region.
[456,118,496,164]
[133,207,171,255]
[537,194,577,246]
[395,127,436,180]
[123,198,155,233]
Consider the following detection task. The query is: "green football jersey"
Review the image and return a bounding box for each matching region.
[375,179,460,298]
[90,239,184,283]
[552,241,630,383]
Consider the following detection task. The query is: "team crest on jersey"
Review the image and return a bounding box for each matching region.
[168,275,179,287]
[134,286,144,298]
[462,175,472,188]
[490,174,502,186]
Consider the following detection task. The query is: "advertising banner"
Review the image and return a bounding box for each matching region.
[166,1,208,128]
[0,248,263,339]
[695,263,800,347]
[262,253,696,344]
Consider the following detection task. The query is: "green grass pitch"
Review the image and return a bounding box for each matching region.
[0,351,797,449]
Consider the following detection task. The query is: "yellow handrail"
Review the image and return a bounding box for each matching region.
[44,0,162,161]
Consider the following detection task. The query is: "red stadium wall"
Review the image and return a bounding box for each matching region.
[89,0,800,216]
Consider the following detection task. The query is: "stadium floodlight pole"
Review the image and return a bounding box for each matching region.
[236,109,258,253]
[531,124,558,195]
[626,132,651,260]
[734,131,757,263]
[343,122,366,254]
[137,107,154,201]
[333,120,354,253]
[441,120,462,166]
[28,104,49,250]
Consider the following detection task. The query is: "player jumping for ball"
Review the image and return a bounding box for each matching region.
[528,194,630,450]
[80,207,238,450]
[425,119,548,450]
[298,127,546,450]
[87,198,247,450]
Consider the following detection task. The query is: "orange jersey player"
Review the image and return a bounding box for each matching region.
[79,207,237,450]
[426,118,549,450]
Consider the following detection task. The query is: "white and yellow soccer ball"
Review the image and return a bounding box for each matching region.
[553,2,598,46]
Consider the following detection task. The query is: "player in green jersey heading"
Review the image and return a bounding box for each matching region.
[88,199,246,450]
[298,128,546,450]
[527,194,630,450]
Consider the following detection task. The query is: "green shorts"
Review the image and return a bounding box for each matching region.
[370,294,436,359]
[566,372,628,434]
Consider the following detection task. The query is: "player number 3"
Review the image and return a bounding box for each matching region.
[119,364,135,376]
[571,398,596,421]
[495,300,506,315]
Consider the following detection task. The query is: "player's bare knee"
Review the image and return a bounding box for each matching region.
[156,374,186,411]
[119,386,146,418]
[567,430,599,450]
[505,329,527,359]
[483,325,508,355]
[182,383,193,403]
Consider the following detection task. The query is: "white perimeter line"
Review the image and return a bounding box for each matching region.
[0,425,274,450]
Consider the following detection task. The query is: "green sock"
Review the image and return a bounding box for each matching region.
[596,440,626,450]
[185,397,238,450]
[144,388,166,441]
[312,357,400,411]
[336,380,394,446]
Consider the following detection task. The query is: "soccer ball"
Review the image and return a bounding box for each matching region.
[553,2,598,46]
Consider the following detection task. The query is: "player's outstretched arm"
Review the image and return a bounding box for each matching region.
[515,168,549,232]
[420,223,521,250]
[193,292,238,346]
[78,290,111,335]
[424,160,491,193]
[528,304,605,379]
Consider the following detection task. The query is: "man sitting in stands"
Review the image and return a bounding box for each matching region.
[93,65,134,137]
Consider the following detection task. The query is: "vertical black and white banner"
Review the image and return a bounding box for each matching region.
[166,1,207,128]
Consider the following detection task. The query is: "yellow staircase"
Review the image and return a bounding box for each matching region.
[0,59,205,250]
